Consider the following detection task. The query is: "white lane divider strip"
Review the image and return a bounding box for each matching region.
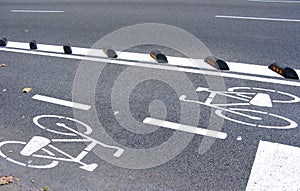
[216,15,300,22]
[11,10,64,13]
[3,41,290,78]
[5,41,108,57]
[227,62,283,78]
[32,94,91,110]
[1,42,300,86]
[246,141,300,191]
[143,117,227,139]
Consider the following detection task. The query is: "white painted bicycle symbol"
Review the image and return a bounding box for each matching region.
[0,87,299,172]
[0,115,124,172]
[180,87,300,129]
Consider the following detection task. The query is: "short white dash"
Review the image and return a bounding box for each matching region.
[11,10,64,13]
[143,117,227,139]
[32,94,91,110]
[216,15,300,22]
[114,111,119,115]
[249,0,300,3]
[237,136,242,141]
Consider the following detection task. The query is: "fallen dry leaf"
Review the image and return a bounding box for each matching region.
[22,87,32,93]
[0,175,14,185]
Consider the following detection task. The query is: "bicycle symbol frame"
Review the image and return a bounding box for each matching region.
[179,87,299,129]
[0,115,124,172]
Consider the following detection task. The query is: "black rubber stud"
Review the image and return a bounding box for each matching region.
[205,56,229,70]
[0,38,8,47]
[63,45,72,54]
[150,50,168,63]
[29,40,37,50]
[283,67,299,80]
[268,63,299,80]
[103,48,118,58]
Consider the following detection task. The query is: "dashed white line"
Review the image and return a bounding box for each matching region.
[249,0,300,3]
[32,94,91,110]
[11,10,64,13]
[143,117,227,139]
[246,141,300,191]
[216,15,300,22]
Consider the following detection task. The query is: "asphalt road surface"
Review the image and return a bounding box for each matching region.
[0,0,300,191]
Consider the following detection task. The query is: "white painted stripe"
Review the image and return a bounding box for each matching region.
[249,0,300,3]
[117,51,215,70]
[216,15,300,22]
[143,117,227,139]
[1,41,294,78]
[246,141,300,191]
[227,61,283,78]
[4,41,282,77]
[11,10,64,13]
[32,94,91,110]
[1,43,300,87]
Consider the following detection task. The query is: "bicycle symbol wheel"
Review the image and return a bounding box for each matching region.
[33,115,93,136]
[215,108,298,129]
[0,141,59,169]
[227,87,300,104]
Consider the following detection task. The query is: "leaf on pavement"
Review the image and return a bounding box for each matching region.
[0,175,14,185]
[22,87,32,93]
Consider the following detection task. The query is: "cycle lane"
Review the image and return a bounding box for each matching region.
[0,52,300,190]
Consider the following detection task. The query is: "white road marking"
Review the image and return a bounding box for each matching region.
[11,10,64,13]
[249,0,300,3]
[249,93,272,107]
[33,115,93,136]
[1,41,288,78]
[227,87,300,103]
[32,94,91,110]
[0,140,59,169]
[143,117,228,139]
[246,141,300,191]
[216,15,300,22]
[20,136,51,156]
[215,108,298,129]
[3,41,284,78]
[227,62,283,78]
[1,41,300,87]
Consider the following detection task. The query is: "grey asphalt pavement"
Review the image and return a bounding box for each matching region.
[0,0,299,67]
[0,1,299,191]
